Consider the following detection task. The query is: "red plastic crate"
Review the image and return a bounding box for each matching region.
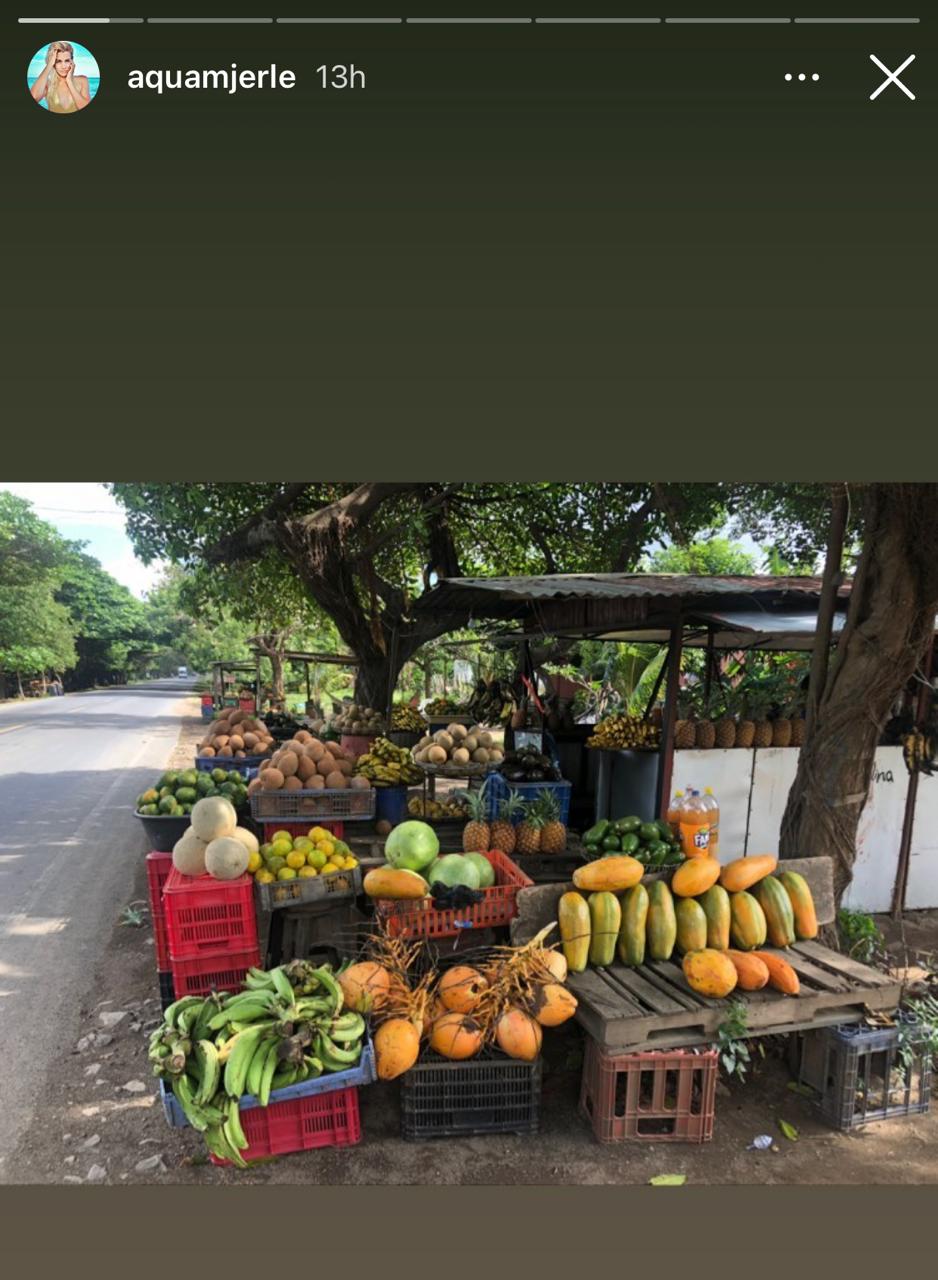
[170,945,261,998]
[146,851,173,970]
[375,850,533,940]
[209,1085,361,1165]
[163,867,258,960]
[260,820,345,843]
[579,1039,718,1144]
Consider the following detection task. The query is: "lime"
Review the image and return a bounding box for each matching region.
[267,855,286,876]
[307,848,327,870]
[286,850,306,871]
[277,867,297,881]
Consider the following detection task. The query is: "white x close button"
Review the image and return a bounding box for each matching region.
[870,54,916,101]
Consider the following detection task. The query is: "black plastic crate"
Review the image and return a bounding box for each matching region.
[158,969,175,1011]
[401,1049,541,1140]
[792,1017,932,1131]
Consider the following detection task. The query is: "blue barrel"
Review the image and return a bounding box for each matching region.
[375,786,408,825]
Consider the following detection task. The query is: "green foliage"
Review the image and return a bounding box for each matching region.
[715,997,752,1081]
[837,908,885,965]
[898,995,938,1076]
[645,537,756,576]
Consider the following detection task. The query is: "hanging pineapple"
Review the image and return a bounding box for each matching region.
[772,717,793,747]
[538,790,568,854]
[515,798,545,855]
[489,789,524,855]
[673,697,696,750]
[714,715,737,749]
[462,780,492,854]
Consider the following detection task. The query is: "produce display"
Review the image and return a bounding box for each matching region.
[465,785,568,856]
[498,745,561,784]
[198,710,276,759]
[363,819,493,900]
[413,723,504,771]
[137,768,249,817]
[406,791,470,822]
[355,737,423,786]
[252,827,359,884]
[557,853,816,999]
[149,961,367,1166]
[391,704,427,733]
[249,733,365,793]
[674,715,806,750]
[582,815,684,868]
[326,704,386,736]
[171,796,257,879]
[423,697,467,717]
[586,713,660,751]
[342,922,576,1080]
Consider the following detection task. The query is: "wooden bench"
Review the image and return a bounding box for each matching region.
[510,857,904,1053]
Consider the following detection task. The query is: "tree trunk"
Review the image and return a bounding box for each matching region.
[804,484,848,738]
[780,484,938,903]
[268,651,285,703]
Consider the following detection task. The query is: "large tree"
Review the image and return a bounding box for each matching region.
[778,484,938,902]
[56,546,152,687]
[111,483,731,707]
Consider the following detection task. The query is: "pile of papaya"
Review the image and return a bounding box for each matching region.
[582,815,684,868]
[557,853,818,1002]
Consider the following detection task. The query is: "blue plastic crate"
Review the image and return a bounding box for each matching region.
[194,755,263,779]
[159,1035,376,1129]
[484,774,571,824]
[201,705,215,720]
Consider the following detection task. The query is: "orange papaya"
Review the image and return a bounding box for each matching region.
[754,876,796,948]
[682,948,738,998]
[698,884,731,951]
[777,871,818,940]
[752,950,800,995]
[729,891,767,950]
[725,949,770,990]
[646,880,677,961]
[719,854,777,894]
[671,856,721,898]
[675,898,708,954]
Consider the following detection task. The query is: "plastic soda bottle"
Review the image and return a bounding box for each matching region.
[679,789,711,858]
[701,786,720,860]
[666,790,685,837]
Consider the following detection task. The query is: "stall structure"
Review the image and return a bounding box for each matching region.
[251,648,359,718]
[210,660,261,714]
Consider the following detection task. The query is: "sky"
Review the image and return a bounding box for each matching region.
[0,482,163,599]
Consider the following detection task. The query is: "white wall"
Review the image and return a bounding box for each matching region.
[673,746,933,912]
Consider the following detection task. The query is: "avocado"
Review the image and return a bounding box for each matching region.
[614,816,642,835]
[583,820,610,845]
[601,833,621,852]
[619,833,640,855]
[639,822,661,845]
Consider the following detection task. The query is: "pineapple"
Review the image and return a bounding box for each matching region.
[515,799,545,855]
[695,720,716,750]
[538,790,568,854]
[462,782,491,853]
[490,789,524,855]
[674,717,696,749]
[772,717,793,748]
[790,716,806,747]
[736,718,756,749]
[714,716,737,749]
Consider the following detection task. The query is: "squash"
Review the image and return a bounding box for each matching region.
[588,891,622,968]
[752,950,800,995]
[617,883,648,967]
[698,884,731,951]
[729,891,767,950]
[572,855,644,893]
[754,876,796,949]
[719,854,777,894]
[558,891,591,973]
[362,867,429,900]
[682,948,738,998]
[671,856,721,898]
[777,871,819,940]
[646,880,677,962]
[675,898,708,953]
[725,949,770,991]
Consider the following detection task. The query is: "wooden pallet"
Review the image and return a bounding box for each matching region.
[568,941,903,1052]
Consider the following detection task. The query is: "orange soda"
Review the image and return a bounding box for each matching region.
[679,789,711,858]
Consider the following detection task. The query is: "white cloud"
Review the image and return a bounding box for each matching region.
[0,482,127,529]
[99,550,166,599]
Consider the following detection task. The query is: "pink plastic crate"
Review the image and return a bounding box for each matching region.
[209,1085,361,1165]
[163,867,258,960]
[146,851,173,970]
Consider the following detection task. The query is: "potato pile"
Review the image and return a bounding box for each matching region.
[249,731,372,795]
[413,723,504,769]
[198,710,276,759]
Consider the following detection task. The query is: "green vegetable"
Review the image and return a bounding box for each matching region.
[655,819,673,841]
[639,822,661,845]
[583,820,610,845]
[614,816,642,835]
[601,833,621,852]
[619,833,640,855]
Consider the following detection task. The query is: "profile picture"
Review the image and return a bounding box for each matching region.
[27,40,100,113]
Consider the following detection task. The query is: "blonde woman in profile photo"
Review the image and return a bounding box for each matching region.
[30,42,91,113]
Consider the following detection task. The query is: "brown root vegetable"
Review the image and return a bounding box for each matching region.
[325,770,347,789]
[283,775,303,792]
[279,751,299,778]
[262,768,285,790]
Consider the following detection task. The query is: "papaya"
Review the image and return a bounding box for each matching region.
[363,867,429,900]
[572,855,644,894]
[777,871,818,940]
[671,856,721,898]
[752,950,800,995]
[588,891,621,968]
[754,876,796,949]
[698,884,731,951]
[646,880,677,961]
[558,892,591,973]
[675,898,708,954]
[617,883,649,967]
[719,854,777,894]
[682,948,738,998]
[729,891,768,950]
[725,949,770,991]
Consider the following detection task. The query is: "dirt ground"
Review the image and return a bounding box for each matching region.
[7,715,938,1186]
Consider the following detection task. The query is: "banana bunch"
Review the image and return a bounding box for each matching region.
[355,737,423,786]
[391,704,427,733]
[407,793,469,820]
[586,713,660,751]
[150,962,365,1167]
[902,731,936,777]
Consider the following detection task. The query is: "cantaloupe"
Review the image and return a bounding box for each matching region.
[229,826,259,857]
[173,829,208,876]
[190,795,237,842]
[452,748,470,765]
[205,835,250,880]
[427,745,447,764]
[228,735,244,751]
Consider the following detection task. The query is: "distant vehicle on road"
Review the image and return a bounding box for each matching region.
[177,665,189,678]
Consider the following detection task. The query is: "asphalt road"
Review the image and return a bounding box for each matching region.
[0,680,196,1173]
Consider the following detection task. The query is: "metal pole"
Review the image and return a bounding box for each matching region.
[656,612,684,820]
[704,627,715,709]
[891,636,935,919]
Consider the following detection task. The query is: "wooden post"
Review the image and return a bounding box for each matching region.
[656,612,683,819]
[805,484,848,738]
[891,637,935,918]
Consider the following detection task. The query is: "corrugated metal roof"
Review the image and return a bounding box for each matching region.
[439,573,840,601]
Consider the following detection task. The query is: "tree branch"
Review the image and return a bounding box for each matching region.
[612,498,656,572]
[204,484,312,566]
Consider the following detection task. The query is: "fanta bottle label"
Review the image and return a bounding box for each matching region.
[680,819,711,858]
